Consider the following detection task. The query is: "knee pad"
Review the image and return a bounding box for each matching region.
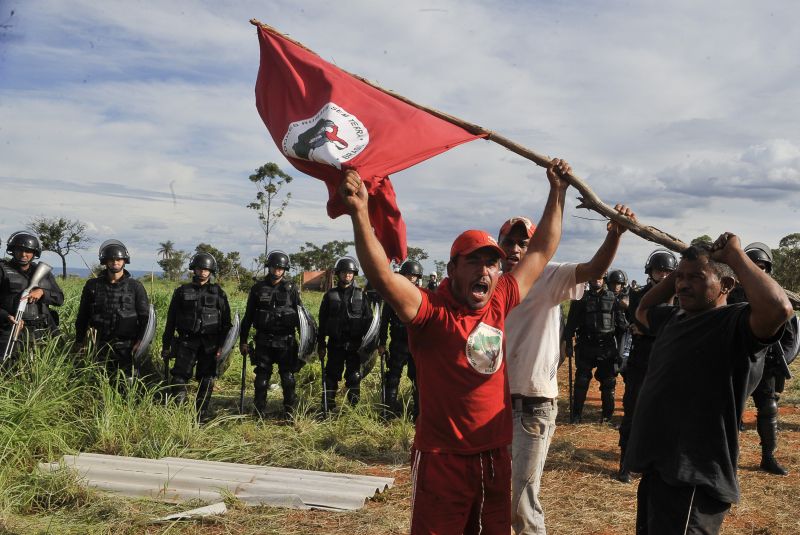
[574,372,592,390]
[756,397,778,419]
[600,376,617,392]
[345,370,362,388]
[279,371,295,389]
[254,368,271,390]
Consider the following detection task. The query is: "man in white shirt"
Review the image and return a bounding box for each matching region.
[501,205,635,535]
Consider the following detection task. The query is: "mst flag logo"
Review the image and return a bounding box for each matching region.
[465,322,504,375]
[282,103,369,169]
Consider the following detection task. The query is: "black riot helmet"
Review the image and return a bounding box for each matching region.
[98,239,130,264]
[744,242,773,273]
[399,260,423,277]
[334,256,359,275]
[6,231,42,258]
[189,252,217,274]
[266,250,290,270]
[607,269,628,285]
[644,249,677,275]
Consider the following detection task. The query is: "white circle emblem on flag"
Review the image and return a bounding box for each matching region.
[465,322,504,375]
[282,103,370,169]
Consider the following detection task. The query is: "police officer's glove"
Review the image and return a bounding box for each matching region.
[377,345,386,357]
[161,348,170,360]
[317,343,326,360]
[239,343,249,356]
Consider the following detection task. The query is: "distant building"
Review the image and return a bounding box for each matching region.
[302,270,333,291]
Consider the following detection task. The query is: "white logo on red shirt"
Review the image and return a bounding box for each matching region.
[466,322,504,374]
[282,103,369,169]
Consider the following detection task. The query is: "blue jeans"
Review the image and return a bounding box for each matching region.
[512,398,558,535]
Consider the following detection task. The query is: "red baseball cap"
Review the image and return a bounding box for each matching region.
[450,230,506,259]
[498,216,536,240]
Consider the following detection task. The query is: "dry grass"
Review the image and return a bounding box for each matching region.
[5,392,799,535]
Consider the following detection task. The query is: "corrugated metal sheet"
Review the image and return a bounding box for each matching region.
[39,453,394,511]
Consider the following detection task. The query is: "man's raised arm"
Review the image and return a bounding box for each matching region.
[510,159,570,298]
[339,171,422,323]
[575,204,636,284]
[712,233,793,340]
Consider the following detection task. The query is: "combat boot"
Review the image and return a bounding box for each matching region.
[253,376,269,417]
[616,449,631,483]
[171,378,188,405]
[757,414,788,475]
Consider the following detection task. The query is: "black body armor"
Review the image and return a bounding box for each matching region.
[254,280,298,335]
[175,284,222,335]
[87,279,140,339]
[0,261,52,325]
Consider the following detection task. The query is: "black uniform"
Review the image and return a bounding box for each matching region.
[317,283,373,408]
[162,279,232,416]
[379,301,417,418]
[426,279,439,291]
[0,259,63,363]
[240,277,302,414]
[625,304,773,532]
[728,285,795,475]
[563,285,623,422]
[75,270,150,377]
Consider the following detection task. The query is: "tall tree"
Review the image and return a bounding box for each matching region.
[247,163,293,267]
[158,248,189,281]
[157,240,176,260]
[28,216,90,279]
[195,243,247,281]
[391,246,429,270]
[289,240,354,272]
[773,233,800,292]
[433,259,447,278]
[691,235,713,247]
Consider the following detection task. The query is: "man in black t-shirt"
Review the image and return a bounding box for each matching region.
[625,235,792,535]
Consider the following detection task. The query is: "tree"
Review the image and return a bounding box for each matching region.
[194,243,247,281]
[690,235,713,247]
[158,248,189,281]
[157,240,176,260]
[247,163,293,268]
[289,240,354,272]
[28,216,90,279]
[391,246,429,270]
[773,233,800,292]
[433,260,447,278]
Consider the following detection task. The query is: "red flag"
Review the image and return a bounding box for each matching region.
[254,25,485,262]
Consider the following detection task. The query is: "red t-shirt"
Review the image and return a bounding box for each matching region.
[408,274,520,454]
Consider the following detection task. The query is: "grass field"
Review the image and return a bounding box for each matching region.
[0,277,798,534]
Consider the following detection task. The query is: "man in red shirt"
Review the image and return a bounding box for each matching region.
[338,159,571,534]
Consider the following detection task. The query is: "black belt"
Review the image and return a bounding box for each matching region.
[511,395,555,412]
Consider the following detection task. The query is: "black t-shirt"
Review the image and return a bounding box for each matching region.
[624,303,777,504]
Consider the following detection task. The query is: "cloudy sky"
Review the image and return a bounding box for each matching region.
[1,0,799,282]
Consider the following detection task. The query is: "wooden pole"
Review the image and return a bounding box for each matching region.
[250,19,800,310]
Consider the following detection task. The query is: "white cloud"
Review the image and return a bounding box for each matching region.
[1,0,799,280]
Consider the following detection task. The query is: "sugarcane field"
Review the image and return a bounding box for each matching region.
[2,2,800,535]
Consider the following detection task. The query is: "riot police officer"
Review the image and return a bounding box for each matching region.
[563,275,624,423]
[606,269,630,346]
[426,272,439,291]
[378,259,421,419]
[162,252,232,419]
[75,240,150,378]
[240,251,303,416]
[729,242,793,475]
[0,232,63,363]
[317,257,373,411]
[616,249,676,482]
